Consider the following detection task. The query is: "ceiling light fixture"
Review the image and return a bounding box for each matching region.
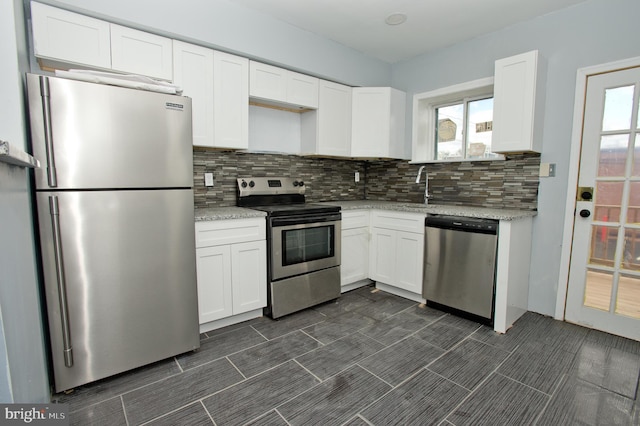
[385,12,407,26]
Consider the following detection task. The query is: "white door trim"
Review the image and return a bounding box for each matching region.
[555,55,640,320]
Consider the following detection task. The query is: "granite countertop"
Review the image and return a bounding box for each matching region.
[322,200,536,221]
[195,207,266,221]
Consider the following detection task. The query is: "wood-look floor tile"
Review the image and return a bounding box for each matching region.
[585,329,640,355]
[571,340,640,399]
[55,358,181,413]
[470,311,544,352]
[312,292,374,318]
[244,410,289,426]
[358,336,444,386]
[122,358,243,425]
[303,310,377,344]
[69,397,126,426]
[537,375,636,426]
[202,360,319,426]
[176,325,267,370]
[415,319,477,350]
[447,373,549,426]
[296,332,386,380]
[497,340,575,394]
[428,339,509,390]
[343,416,371,426]
[144,402,213,426]
[251,309,327,340]
[525,316,588,353]
[360,368,468,426]
[278,365,391,426]
[358,311,432,346]
[355,293,416,321]
[228,330,321,377]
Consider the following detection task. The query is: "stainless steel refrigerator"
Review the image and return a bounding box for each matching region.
[26,73,200,392]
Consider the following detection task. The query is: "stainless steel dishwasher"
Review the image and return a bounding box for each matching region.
[422,215,498,323]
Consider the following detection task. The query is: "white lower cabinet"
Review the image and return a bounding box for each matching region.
[341,210,370,288]
[195,219,266,327]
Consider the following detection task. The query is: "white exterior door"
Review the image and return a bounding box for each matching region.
[565,66,640,341]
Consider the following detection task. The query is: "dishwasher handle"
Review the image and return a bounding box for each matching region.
[425,215,498,235]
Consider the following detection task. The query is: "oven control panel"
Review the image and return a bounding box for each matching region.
[237,177,306,196]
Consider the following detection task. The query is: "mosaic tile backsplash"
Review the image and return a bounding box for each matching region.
[193,149,540,211]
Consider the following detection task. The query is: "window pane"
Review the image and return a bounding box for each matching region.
[598,134,628,177]
[602,85,634,131]
[616,274,640,318]
[590,225,618,267]
[584,269,612,311]
[466,98,495,159]
[436,103,463,160]
[594,181,623,222]
[622,228,640,270]
[633,134,640,176]
[627,182,640,224]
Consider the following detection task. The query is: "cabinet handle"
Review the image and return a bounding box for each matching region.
[49,196,73,367]
[40,76,58,187]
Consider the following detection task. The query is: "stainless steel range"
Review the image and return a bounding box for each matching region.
[237,177,341,318]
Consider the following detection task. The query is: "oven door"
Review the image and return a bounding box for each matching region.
[270,213,341,281]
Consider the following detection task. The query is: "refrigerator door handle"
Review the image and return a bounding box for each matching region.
[40,76,58,187]
[49,196,73,367]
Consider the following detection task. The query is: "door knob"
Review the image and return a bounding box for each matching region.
[579,209,591,218]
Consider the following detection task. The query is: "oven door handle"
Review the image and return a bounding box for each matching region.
[271,213,341,227]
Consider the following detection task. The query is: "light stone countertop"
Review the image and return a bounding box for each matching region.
[195,207,266,221]
[321,200,536,221]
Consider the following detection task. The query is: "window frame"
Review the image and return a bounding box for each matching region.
[412,77,504,163]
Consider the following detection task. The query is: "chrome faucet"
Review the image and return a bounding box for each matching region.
[415,165,430,204]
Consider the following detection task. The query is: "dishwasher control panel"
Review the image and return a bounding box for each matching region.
[425,215,498,234]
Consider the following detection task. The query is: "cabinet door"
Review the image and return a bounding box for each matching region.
[287,72,319,108]
[369,227,396,285]
[351,87,390,158]
[196,245,233,323]
[231,241,267,314]
[492,50,541,153]
[341,228,369,286]
[394,231,424,294]
[31,2,111,69]
[110,24,173,80]
[173,41,214,147]
[249,62,287,103]
[214,51,249,149]
[317,80,352,157]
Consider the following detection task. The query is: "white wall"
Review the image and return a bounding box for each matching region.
[34,0,391,87]
[391,0,640,316]
[0,0,50,403]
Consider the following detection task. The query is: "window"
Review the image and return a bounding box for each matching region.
[435,96,498,160]
[412,77,504,162]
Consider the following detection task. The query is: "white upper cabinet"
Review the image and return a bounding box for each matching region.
[351,87,406,159]
[110,25,173,80]
[492,50,545,153]
[172,41,214,147]
[173,41,248,149]
[301,80,352,157]
[249,61,318,109]
[213,51,249,149]
[31,2,111,70]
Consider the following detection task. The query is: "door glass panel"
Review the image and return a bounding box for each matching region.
[590,225,618,267]
[622,228,640,270]
[598,134,628,177]
[584,269,613,311]
[282,225,334,265]
[594,181,623,222]
[627,182,640,224]
[602,85,634,131]
[616,274,640,318]
[466,97,493,159]
[634,134,640,176]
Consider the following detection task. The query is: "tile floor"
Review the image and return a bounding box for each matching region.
[55,284,640,425]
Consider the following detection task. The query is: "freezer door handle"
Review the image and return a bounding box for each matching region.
[40,76,57,187]
[49,196,73,367]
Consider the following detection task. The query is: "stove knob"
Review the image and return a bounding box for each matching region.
[249,180,255,188]
[298,181,304,187]
[293,181,299,187]
[241,180,247,188]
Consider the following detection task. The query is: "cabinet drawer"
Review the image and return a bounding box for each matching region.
[342,210,370,230]
[195,218,265,248]
[371,210,424,234]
